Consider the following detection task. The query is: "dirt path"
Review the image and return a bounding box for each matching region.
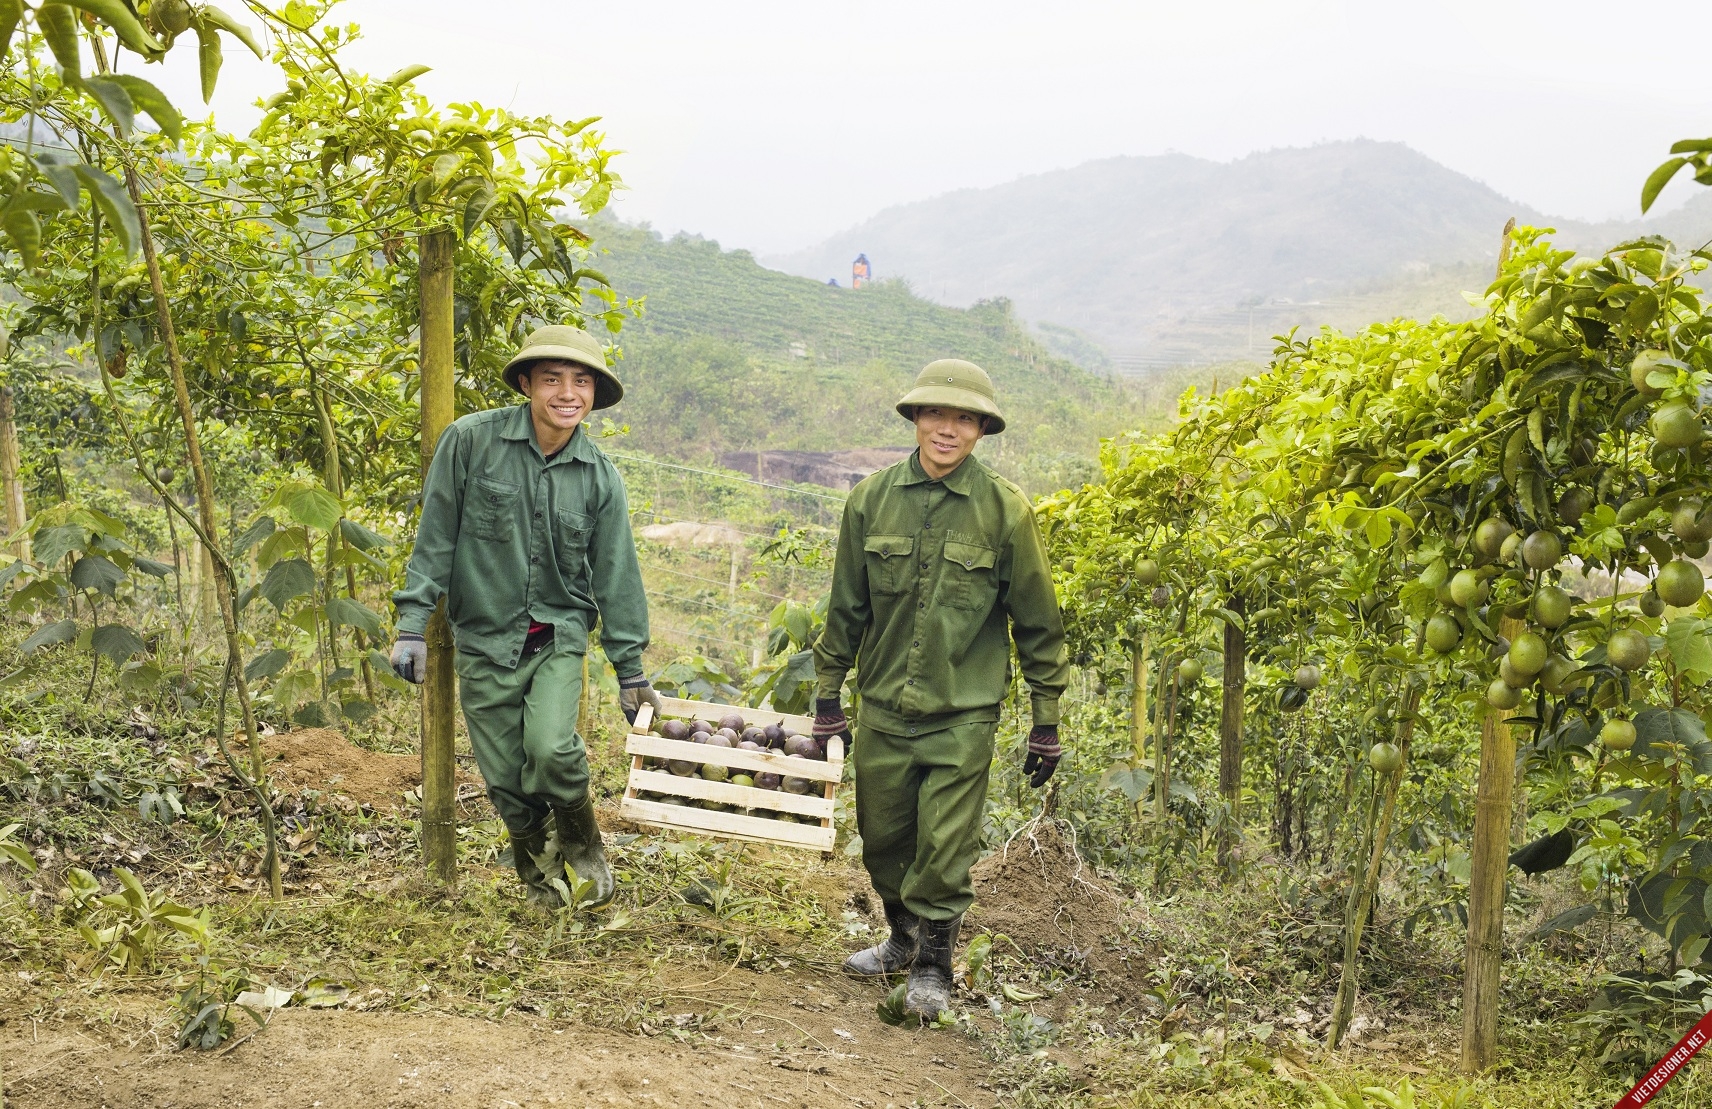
[3,967,1001,1109]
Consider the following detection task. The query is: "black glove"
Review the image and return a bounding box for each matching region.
[813,698,853,753]
[1023,724,1061,788]
[618,674,662,725]
[390,633,426,685]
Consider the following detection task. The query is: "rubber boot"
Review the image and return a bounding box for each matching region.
[508,815,564,909]
[552,795,615,908]
[842,901,919,977]
[905,915,960,1021]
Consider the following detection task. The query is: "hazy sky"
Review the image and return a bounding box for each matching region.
[140,1,1712,256]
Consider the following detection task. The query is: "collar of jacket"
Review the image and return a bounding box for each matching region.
[898,448,977,495]
[498,403,599,464]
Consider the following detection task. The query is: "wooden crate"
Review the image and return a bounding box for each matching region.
[618,696,845,852]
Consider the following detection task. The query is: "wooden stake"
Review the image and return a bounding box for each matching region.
[1461,615,1523,1071]
[1219,594,1246,867]
[0,386,25,556]
[418,227,458,886]
[1129,633,1150,821]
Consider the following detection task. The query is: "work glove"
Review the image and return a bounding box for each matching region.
[390,633,426,685]
[618,674,663,726]
[1023,724,1061,788]
[814,698,854,754]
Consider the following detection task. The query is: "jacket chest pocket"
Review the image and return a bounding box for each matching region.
[863,534,915,595]
[469,477,519,542]
[554,508,594,578]
[940,540,998,611]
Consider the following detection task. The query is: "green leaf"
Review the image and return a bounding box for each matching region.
[258,557,315,611]
[2,208,40,270]
[1665,618,1712,682]
[383,63,431,86]
[21,618,76,655]
[232,515,276,556]
[1642,157,1689,214]
[72,163,140,257]
[107,74,182,141]
[90,623,146,664]
[36,4,81,81]
[244,647,291,681]
[32,151,82,208]
[284,487,341,531]
[326,597,384,638]
[0,560,23,590]
[193,22,221,102]
[195,5,262,58]
[133,556,172,578]
[337,518,388,551]
[63,0,164,56]
[0,0,23,59]
[69,554,125,595]
[80,75,136,134]
[462,183,495,238]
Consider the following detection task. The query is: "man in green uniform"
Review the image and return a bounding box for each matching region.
[812,359,1069,1020]
[389,324,660,909]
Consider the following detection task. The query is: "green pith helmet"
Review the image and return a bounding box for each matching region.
[501,324,623,409]
[895,358,1006,433]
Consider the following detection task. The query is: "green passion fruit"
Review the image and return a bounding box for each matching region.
[1671,499,1712,542]
[1600,719,1637,752]
[1499,531,1523,565]
[1134,558,1160,586]
[1557,487,1594,528]
[1473,518,1514,559]
[1630,349,1669,396]
[1689,539,1711,559]
[1640,589,1667,618]
[1487,679,1523,709]
[1449,569,1488,607]
[1368,742,1403,775]
[1521,531,1564,571]
[1607,628,1651,671]
[1540,654,1578,696]
[1178,657,1204,682]
[1294,664,1322,690]
[1425,613,1463,653]
[1656,559,1705,608]
[1508,631,1550,678]
[1498,655,1529,689]
[1533,585,1573,628]
[1653,401,1703,449]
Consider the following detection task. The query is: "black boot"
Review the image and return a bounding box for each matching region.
[842,901,919,977]
[905,915,960,1021]
[551,795,614,908]
[508,815,564,909]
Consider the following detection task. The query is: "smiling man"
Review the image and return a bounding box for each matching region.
[389,324,659,910]
[812,359,1069,1020]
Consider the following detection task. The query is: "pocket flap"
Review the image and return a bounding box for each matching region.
[474,476,519,502]
[556,508,593,532]
[864,534,915,558]
[943,541,996,571]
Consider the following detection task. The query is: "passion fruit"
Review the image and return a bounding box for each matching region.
[1640,589,1667,617]
[1425,613,1463,653]
[1557,486,1594,528]
[1671,499,1711,542]
[1498,655,1529,689]
[1599,718,1637,752]
[1473,518,1514,559]
[1539,654,1578,696]
[1294,664,1321,691]
[1656,559,1705,608]
[1134,558,1160,586]
[1533,585,1573,628]
[1689,539,1711,559]
[1487,679,1523,710]
[1630,349,1669,396]
[1449,569,1488,607]
[1499,531,1523,565]
[1522,531,1564,571]
[1607,628,1651,671]
[1368,742,1403,775]
[1508,631,1549,678]
[1653,401,1703,449]
[1150,585,1170,608]
[1178,657,1204,683]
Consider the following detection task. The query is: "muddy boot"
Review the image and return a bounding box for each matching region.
[842,901,919,978]
[905,915,960,1021]
[552,795,614,908]
[508,815,564,909]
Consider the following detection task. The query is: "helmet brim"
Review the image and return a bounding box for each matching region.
[895,386,1005,433]
[503,351,624,409]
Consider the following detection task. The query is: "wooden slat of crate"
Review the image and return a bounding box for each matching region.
[622,796,835,851]
[625,735,842,783]
[627,768,833,818]
[657,696,816,734]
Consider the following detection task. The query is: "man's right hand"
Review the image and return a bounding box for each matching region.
[390,633,427,684]
[813,698,853,754]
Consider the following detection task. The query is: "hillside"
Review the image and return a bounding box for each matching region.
[589,220,1196,494]
[767,140,1712,366]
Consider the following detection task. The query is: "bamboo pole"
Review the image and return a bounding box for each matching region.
[0,386,25,554]
[1461,615,1523,1071]
[1129,633,1150,820]
[1219,593,1246,867]
[418,227,458,886]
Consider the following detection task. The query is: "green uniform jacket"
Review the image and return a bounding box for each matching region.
[813,451,1069,735]
[393,405,648,677]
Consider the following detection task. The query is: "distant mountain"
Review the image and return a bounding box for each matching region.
[766,140,1712,367]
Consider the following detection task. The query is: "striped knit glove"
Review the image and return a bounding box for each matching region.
[1023,724,1061,788]
[814,698,853,754]
[618,674,662,725]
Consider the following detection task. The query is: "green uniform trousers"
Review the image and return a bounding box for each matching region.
[854,719,996,921]
[453,640,588,829]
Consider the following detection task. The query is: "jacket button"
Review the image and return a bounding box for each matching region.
[530,556,540,564]
[965,560,973,568]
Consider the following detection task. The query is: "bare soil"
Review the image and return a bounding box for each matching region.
[260,728,482,812]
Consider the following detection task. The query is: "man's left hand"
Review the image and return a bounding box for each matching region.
[1023,724,1061,788]
[618,675,663,725]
